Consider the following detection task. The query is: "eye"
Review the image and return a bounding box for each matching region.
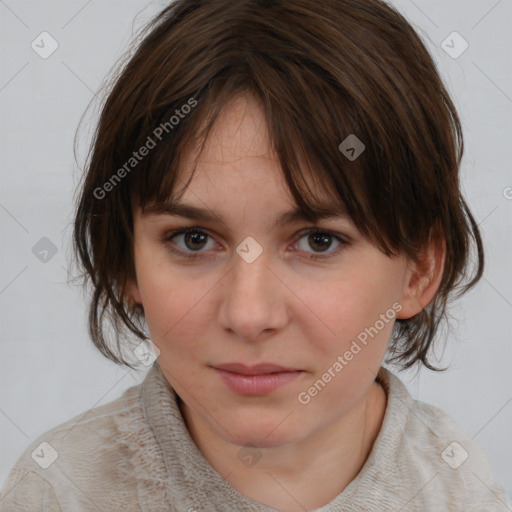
[163,227,217,259]
[293,229,347,260]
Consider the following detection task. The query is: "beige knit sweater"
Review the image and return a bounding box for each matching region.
[0,361,509,511]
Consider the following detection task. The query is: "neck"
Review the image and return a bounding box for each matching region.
[180,380,387,511]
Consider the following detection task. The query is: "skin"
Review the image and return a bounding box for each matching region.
[127,93,445,510]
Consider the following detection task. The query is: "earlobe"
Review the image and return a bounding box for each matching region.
[397,230,446,320]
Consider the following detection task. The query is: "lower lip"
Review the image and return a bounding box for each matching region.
[214,368,303,395]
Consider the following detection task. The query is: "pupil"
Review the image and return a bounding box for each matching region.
[185,231,207,250]
[310,233,331,252]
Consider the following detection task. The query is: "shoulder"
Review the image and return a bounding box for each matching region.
[17,376,145,467]
[0,467,63,512]
[0,376,165,511]
[363,368,511,511]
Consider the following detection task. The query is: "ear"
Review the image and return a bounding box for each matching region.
[396,227,446,320]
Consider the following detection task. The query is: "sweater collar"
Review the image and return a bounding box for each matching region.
[141,360,413,511]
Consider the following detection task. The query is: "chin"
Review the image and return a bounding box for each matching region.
[225,412,304,449]
[232,431,296,449]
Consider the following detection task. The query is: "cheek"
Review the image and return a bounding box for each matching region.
[300,268,401,383]
[298,285,395,412]
[312,274,399,342]
[135,257,215,348]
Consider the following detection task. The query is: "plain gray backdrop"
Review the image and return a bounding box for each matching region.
[1,0,511,503]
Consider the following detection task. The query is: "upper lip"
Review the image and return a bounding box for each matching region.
[213,363,301,375]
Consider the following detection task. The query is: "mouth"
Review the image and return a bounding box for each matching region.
[211,363,304,395]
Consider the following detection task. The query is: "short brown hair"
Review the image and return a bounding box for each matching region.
[72,0,483,371]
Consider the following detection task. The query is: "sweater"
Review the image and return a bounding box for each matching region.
[0,360,509,511]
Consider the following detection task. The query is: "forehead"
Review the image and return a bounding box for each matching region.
[177,94,335,199]
[185,93,275,169]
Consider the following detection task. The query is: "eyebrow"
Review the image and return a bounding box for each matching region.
[142,200,348,229]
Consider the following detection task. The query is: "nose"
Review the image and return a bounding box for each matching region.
[217,246,288,342]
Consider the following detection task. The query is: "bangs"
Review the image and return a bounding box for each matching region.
[125,80,395,259]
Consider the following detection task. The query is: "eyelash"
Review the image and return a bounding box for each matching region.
[162,227,348,262]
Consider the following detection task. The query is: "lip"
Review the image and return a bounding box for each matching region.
[214,363,299,375]
[212,363,304,395]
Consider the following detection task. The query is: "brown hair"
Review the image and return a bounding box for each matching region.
[72,0,483,371]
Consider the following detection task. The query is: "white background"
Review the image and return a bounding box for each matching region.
[1,0,511,504]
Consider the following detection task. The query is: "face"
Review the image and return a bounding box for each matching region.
[129,94,416,449]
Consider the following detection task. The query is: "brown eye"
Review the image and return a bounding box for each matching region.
[294,229,347,260]
[182,230,209,251]
[164,228,217,259]
[308,232,333,252]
